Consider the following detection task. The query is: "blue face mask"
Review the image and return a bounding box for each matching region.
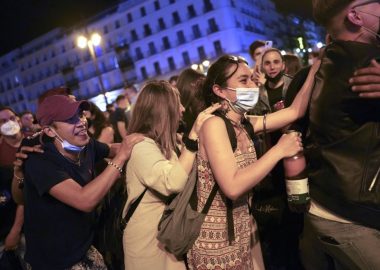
[225,87,260,113]
[50,128,85,153]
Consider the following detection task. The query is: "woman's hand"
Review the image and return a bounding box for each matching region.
[274,132,303,159]
[189,103,221,139]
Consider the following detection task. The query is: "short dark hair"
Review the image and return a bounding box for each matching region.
[262,48,284,63]
[169,75,178,83]
[115,94,126,103]
[249,40,265,58]
[312,0,354,27]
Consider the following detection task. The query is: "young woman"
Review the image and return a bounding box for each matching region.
[122,81,220,270]
[187,55,319,269]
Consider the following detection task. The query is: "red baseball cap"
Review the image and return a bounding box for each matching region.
[36,95,90,126]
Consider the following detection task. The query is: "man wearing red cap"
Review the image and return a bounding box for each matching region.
[22,95,143,270]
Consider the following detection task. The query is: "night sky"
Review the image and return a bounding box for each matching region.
[0,0,313,56]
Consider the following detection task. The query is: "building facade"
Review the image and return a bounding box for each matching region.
[0,0,323,112]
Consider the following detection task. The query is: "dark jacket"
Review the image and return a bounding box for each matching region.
[306,40,380,230]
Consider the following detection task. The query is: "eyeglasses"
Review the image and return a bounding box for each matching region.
[352,0,379,9]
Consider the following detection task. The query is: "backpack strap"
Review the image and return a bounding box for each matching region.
[214,111,238,152]
[120,188,148,230]
[200,183,219,214]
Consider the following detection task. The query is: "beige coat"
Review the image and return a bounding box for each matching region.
[122,138,187,270]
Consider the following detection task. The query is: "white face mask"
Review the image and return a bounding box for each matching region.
[225,87,260,113]
[50,128,85,153]
[1,120,21,136]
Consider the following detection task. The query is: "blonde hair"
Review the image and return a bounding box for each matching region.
[128,80,181,159]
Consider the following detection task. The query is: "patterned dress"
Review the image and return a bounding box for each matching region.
[187,132,258,270]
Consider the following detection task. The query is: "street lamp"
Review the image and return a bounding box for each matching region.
[76,32,108,105]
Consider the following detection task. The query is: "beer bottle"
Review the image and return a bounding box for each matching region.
[283,131,310,213]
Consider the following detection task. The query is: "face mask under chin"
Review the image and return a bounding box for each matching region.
[50,128,85,153]
[265,71,284,84]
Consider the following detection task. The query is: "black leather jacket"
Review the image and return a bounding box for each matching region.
[306,40,380,230]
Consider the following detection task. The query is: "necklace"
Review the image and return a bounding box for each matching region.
[225,114,244,129]
[59,151,81,166]
[224,114,246,137]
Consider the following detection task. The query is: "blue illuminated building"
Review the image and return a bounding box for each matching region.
[0,0,323,112]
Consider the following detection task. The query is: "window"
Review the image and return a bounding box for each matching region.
[158,18,166,30]
[103,25,109,34]
[135,47,143,60]
[208,18,219,33]
[154,62,161,75]
[203,0,213,12]
[61,45,66,53]
[115,20,120,29]
[140,7,146,17]
[170,0,175,3]
[172,12,181,25]
[144,24,152,36]
[187,5,196,18]
[154,1,160,10]
[141,67,148,80]
[162,36,171,50]
[213,40,223,55]
[176,30,186,45]
[127,13,133,22]
[182,51,190,66]
[168,57,176,71]
[197,46,206,60]
[131,30,138,41]
[148,42,157,55]
[192,24,201,39]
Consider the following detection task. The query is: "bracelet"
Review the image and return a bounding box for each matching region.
[107,161,123,174]
[14,173,25,188]
[182,135,198,152]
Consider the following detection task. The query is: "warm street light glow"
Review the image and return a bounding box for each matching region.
[280,50,286,55]
[91,33,101,46]
[76,32,108,104]
[77,36,88,49]
[202,60,210,67]
[191,64,198,70]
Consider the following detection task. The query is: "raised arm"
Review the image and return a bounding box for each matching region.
[200,117,302,200]
[248,59,321,133]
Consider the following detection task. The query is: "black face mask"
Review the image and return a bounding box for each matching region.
[265,71,284,85]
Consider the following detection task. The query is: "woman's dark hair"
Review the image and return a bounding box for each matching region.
[176,68,206,130]
[202,55,248,106]
[88,102,110,139]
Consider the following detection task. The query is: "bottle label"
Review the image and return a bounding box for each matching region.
[286,178,310,204]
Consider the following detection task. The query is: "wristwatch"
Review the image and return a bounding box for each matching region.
[182,135,198,152]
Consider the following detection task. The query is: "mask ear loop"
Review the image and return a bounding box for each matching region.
[355,9,380,40]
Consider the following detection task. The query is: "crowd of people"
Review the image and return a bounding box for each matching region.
[1,0,380,269]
